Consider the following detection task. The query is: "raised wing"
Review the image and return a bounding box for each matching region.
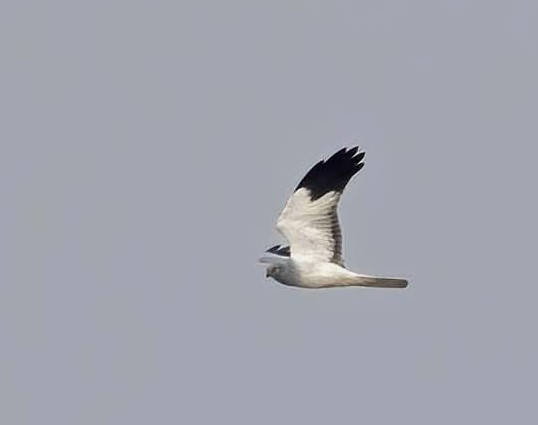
[276,147,365,265]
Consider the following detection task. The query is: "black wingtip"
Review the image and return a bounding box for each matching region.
[295,146,365,201]
[266,244,291,257]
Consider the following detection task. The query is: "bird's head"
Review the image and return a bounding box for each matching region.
[258,254,289,284]
[266,263,282,279]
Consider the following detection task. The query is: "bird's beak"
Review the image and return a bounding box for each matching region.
[265,269,270,278]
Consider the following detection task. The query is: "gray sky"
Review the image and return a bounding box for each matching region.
[2,1,537,424]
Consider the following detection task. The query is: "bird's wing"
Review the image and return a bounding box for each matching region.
[276,147,364,265]
[265,244,291,257]
[258,244,291,264]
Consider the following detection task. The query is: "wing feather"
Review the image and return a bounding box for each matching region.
[265,244,291,257]
[276,147,364,265]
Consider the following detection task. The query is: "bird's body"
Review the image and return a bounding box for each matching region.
[267,259,375,288]
[261,147,408,289]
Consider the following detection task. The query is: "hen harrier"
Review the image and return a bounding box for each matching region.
[260,147,408,289]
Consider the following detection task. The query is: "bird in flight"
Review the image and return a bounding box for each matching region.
[260,147,408,289]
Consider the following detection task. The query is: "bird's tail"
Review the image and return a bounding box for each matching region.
[349,274,408,289]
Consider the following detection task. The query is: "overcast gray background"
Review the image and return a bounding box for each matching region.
[2,1,537,424]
